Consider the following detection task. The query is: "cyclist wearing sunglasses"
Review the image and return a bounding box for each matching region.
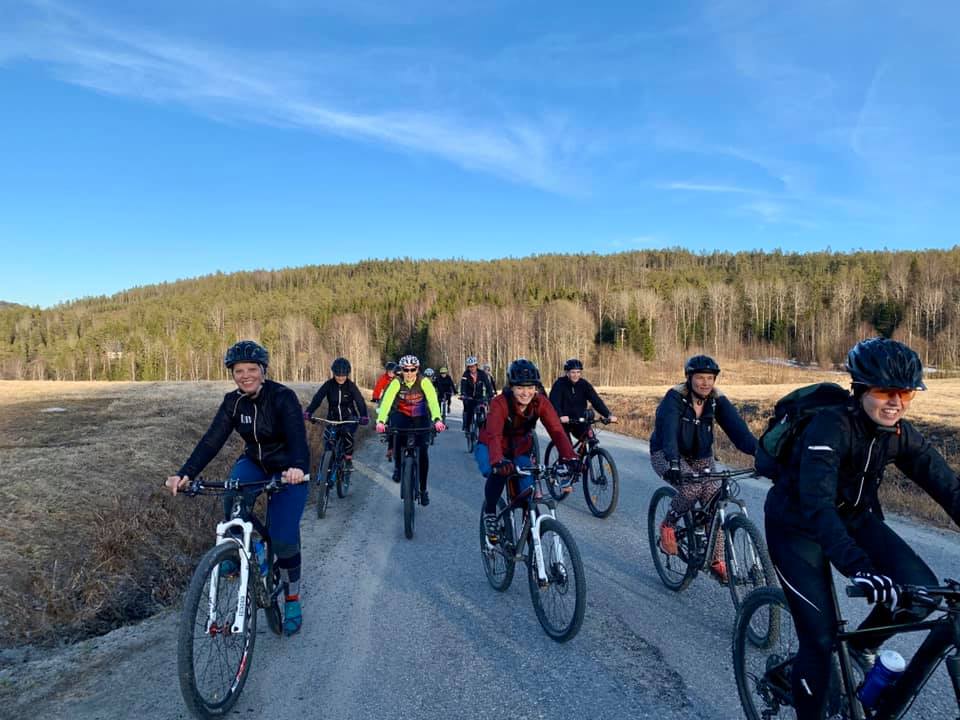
[764,337,960,719]
[460,356,495,436]
[375,355,446,505]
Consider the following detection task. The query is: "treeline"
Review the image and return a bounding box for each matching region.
[2,248,958,386]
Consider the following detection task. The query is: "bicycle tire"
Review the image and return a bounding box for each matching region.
[316,450,333,519]
[583,447,619,518]
[178,542,256,719]
[263,563,283,636]
[527,516,586,642]
[724,514,776,628]
[402,456,416,539]
[479,499,515,591]
[466,427,476,454]
[542,441,569,502]
[647,486,697,592]
[336,451,350,498]
[733,587,794,720]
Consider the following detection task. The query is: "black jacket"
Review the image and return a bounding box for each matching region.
[305,378,368,421]
[766,402,960,576]
[179,380,310,479]
[460,369,494,401]
[548,376,611,420]
[434,374,457,397]
[649,383,757,462]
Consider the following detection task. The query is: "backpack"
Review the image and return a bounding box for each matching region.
[755,382,850,480]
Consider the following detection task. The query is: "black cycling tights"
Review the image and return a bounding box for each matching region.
[766,513,944,719]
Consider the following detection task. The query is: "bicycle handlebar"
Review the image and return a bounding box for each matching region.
[845,580,960,609]
[677,467,757,482]
[309,417,359,425]
[182,475,292,497]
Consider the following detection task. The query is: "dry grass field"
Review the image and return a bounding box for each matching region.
[600,374,960,529]
[0,380,370,648]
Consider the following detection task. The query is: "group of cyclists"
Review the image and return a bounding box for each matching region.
[165,334,960,719]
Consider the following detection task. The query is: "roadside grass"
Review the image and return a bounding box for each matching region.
[601,377,960,529]
[0,380,371,648]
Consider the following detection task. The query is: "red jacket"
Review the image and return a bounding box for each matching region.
[372,372,394,402]
[480,390,576,466]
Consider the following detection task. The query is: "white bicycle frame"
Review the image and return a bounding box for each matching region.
[514,468,566,584]
[209,517,256,636]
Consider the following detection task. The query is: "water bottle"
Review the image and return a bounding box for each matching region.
[857,649,906,709]
[253,539,268,577]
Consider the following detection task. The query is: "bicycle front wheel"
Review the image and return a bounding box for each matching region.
[527,517,586,642]
[479,499,516,591]
[401,456,416,539]
[647,486,697,591]
[178,542,256,719]
[724,514,776,622]
[583,448,619,518]
[733,587,794,720]
[336,457,350,499]
[316,450,333,519]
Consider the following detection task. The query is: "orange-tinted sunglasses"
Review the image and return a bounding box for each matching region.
[866,387,917,402]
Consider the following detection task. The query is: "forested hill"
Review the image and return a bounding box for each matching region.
[2,249,958,385]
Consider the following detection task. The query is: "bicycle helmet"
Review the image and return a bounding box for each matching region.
[399,354,420,369]
[563,358,583,371]
[465,355,478,367]
[385,361,397,372]
[684,354,720,376]
[224,340,269,369]
[424,368,435,378]
[331,357,351,376]
[507,358,541,386]
[438,366,448,374]
[846,337,926,390]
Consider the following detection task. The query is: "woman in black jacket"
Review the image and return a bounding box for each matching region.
[165,341,310,636]
[304,357,369,471]
[649,354,757,582]
[765,338,960,720]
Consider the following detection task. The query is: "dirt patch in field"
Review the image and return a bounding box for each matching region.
[600,378,960,528]
[0,380,372,648]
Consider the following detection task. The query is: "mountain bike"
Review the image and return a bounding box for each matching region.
[309,417,357,519]
[382,425,436,539]
[733,577,960,719]
[647,467,775,615]
[542,409,620,518]
[176,475,290,719]
[465,400,488,453]
[479,463,587,642]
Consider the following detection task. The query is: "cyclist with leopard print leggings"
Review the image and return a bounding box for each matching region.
[648,354,757,582]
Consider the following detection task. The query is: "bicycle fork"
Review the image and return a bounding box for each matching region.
[530,512,563,585]
[212,518,255,635]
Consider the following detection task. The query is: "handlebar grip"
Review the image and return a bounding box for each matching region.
[845,585,868,598]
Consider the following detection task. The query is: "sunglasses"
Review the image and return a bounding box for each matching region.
[401,367,419,373]
[866,387,917,402]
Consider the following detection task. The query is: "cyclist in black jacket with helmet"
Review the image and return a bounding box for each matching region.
[304,357,369,472]
[549,358,618,442]
[765,337,960,720]
[165,340,310,636]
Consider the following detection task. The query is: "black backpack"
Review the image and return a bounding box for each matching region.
[755,382,851,480]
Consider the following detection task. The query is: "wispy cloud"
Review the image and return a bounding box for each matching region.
[657,181,761,194]
[2,2,583,194]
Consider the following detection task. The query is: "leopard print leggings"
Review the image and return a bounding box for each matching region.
[650,450,724,563]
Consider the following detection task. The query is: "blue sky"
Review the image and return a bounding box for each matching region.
[2,1,958,308]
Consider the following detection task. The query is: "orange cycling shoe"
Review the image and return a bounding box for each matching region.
[659,523,678,556]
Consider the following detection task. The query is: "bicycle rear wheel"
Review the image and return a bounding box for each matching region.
[336,455,350,498]
[733,587,795,720]
[583,448,619,518]
[479,499,516,591]
[316,450,333,519]
[401,456,416,539]
[647,486,697,591]
[178,542,256,719]
[542,441,569,502]
[724,514,776,625]
[527,517,586,642]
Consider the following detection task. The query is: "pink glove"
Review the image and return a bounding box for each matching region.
[434,421,446,433]
[376,422,387,434]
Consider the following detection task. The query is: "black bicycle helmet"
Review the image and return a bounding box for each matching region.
[507,358,541,386]
[846,337,926,390]
[385,361,397,372]
[684,354,720,376]
[563,358,583,371]
[224,340,269,369]
[331,357,351,376]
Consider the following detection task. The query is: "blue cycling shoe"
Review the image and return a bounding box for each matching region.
[283,597,302,636]
[218,559,240,578]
